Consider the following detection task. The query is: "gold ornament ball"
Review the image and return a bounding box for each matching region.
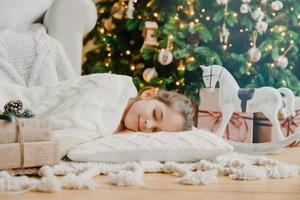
[277,55,288,68]
[143,68,158,82]
[158,49,173,65]
[247,47,261,63]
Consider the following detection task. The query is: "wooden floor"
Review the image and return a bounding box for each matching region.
[1,147,300,200]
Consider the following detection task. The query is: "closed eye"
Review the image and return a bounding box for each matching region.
[153,107,163,121]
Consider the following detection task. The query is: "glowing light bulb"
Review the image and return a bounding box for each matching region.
[126,50,131,55]
[282,80,287,86]
[201,9,205,13]
[154,13,158,17]
[194,18,199,23]
[105,63,109,67]
[177,5,183,10]
[206,16,210,21]
[130,65,135,70]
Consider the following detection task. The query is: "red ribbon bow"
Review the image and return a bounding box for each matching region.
[280,109,300,147]
[198,110,253,142]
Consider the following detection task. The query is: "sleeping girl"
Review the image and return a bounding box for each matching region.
[0,73,195,157]
[116,88,195,133]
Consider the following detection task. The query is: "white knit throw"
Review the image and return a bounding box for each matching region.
[0,24,75,87]
[0,153,299,193]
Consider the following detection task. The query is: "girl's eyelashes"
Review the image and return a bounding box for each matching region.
[153,107,157,120]
[153,107,163,121]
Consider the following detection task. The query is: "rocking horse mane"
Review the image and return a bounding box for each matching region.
[214,65,240,89]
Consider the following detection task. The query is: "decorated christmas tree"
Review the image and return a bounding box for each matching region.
[83,0,300,103]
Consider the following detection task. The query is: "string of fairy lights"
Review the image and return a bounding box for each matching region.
[94,0,299,88]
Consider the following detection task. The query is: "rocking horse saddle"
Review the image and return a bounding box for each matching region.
[238,88,255,112]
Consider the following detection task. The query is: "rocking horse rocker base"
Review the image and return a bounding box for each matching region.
[200,65,300,154]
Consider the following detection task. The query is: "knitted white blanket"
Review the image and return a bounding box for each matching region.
[0,73,138,157]
[1,153,299,193]
[0,24,75,87]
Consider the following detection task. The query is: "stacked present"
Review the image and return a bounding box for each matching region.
[253,97,300,146]
[197,89,253,143]
[197,88,300,146]
[0,100,60,170]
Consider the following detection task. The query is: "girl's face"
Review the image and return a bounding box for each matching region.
[123,98,184,132]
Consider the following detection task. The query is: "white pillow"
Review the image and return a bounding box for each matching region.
[0,0,53,31]
[67,129,233,163]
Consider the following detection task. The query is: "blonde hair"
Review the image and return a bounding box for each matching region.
[151,90,195,131]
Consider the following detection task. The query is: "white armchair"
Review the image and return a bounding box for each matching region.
[0,0,97,77]
[43,0,97,76]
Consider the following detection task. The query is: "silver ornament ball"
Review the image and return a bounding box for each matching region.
[158,49,173,65]
[277,55,288,68]
[248,47,262,63]
[143,68,158,82]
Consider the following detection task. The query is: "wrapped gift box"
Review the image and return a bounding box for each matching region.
[253,97,300,147]
[0,141,60,170]
[0,118,60,169]
[197,89,253,143]
[0,118,51,144]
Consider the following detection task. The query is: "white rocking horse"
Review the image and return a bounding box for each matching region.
[200,65,300,154]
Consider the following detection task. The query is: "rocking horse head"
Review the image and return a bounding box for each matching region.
[200,65,224,91]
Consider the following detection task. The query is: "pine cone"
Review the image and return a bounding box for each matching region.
[4,100,23,115]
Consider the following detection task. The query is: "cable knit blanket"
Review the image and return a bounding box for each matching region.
[0,73,137,157]
[0,153,299,193]
[0,24,75,87]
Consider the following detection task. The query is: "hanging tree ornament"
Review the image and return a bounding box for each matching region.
[111,0,126,19]
[158,35,173,65]
[276,42,294,68]
[277,56,288,68]
[218,0,230,45]
[141,21,159,49]
[248,31,262,63]
[271,0,283,11]
[219,23,230,44]
[126,0,135,19]
[240,3,250,14]
[143,67,158,82]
